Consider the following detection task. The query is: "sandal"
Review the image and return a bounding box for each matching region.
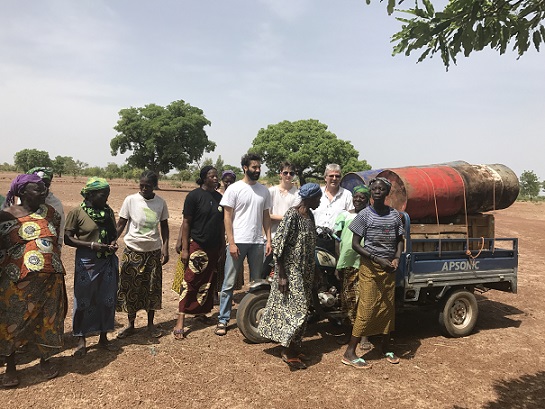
[40,361,59,380]
[341,356,372,369]
[384,352,400,364]
[73,346,87,359]
[214,322,227,336]
[281,354,307,370]
[173,329,185,340]
[1,373,19,388]
[359,340,373,351]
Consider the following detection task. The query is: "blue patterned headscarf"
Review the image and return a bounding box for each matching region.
[299,183,322,199]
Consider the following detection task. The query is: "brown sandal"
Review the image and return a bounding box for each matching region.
[214,323,227,336]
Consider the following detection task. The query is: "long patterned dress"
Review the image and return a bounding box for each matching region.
[0,204,67,359]
[258,208,316,347]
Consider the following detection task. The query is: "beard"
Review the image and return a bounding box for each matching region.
[246,170,260,181]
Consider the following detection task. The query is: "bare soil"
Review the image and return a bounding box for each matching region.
[1,173,544,409]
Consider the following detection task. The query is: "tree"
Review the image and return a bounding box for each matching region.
[519,170,541,197]
[14,149,52,172]
[111,100,216,175]
[251,119,370,185]
[389,0,545,69]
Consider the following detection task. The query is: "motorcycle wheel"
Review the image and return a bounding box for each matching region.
[236,290,270,344]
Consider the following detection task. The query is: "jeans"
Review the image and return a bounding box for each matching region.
[218,243,265,324]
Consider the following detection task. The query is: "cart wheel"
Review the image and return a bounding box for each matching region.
[236,291,270,344]
[438,289,478,337]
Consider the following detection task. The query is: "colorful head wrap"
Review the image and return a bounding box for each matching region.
[221,170,236,180]
[299,183,322,200]
[28,167,54,181]
[352,184,370,199]
[81,177,110,197]
[369,177,392,193]
[5,174,44,207]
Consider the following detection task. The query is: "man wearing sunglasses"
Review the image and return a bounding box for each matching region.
[262,161,300,277]
[313,164,354,253]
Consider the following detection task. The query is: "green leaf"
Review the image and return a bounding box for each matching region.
[387,0,395,15]
[422,0,435,16]
[532,30,541,51]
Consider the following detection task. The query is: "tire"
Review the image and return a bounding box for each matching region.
[438,289,479,337]
[236,291,270,344]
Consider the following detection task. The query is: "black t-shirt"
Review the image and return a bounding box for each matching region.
[183,188,224,249]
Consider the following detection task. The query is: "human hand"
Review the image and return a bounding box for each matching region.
[229,243,240,260]
[181,249,190,268]
[278,277,289,294]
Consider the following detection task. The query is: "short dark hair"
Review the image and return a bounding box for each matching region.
[241,152,262,168]
[140,170,159,189]
[278,161,295,173]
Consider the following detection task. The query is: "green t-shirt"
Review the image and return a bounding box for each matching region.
[334,211,363,270]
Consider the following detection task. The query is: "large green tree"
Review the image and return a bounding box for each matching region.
[519,169,541,197]
[387,0,545,69]
[251,119,370,184]
[111,100,215,175]
[14,149,52,172]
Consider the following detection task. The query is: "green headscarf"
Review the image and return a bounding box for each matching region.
[81,177,110,197]
[352,184,370,199]
[28,167,54,181]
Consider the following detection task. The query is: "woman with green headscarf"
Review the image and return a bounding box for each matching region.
[64,177,119,357]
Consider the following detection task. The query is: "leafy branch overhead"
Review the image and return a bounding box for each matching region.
[386,0,545,69]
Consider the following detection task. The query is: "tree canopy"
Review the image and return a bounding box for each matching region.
[251,119,370,184]
[14,149,52,172]
[519,169,542,197]
[111,100,215,175]
[388,0,545,69]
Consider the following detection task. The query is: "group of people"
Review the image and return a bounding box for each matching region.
[0,154,405,387]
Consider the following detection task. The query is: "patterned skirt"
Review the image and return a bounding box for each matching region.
[73,249,119,336]
[352,258,395,338]
[340,266,360,325]
[0,272,66,359]
[117,247,162,314]
[176,241,220,315]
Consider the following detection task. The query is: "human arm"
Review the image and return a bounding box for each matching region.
[116,217,128,239]
[223,206,239,261]
[390,235,404,270]
[64,229,115,253]
[176,216,191,267]
[160,219,169,265]
[263,209,272,256]
[276,254,289,294]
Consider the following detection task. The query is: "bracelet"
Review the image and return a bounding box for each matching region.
[90,242,95,250]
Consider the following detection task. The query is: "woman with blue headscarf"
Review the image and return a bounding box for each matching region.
[65,177,119,358]
[0,174,67,387]
[258,183,322,370]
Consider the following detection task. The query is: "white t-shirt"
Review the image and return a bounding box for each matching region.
[119,193,169,252]
[312,186,354,230]
[220,180,271,244]
[269,185,299,237]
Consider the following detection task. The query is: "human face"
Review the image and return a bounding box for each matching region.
[280,167,295,183]
[325,170,341,189]
[222,175,235,190]
[139,178,155,199]
[88,188,110,209]
[370,181,389,202]
[244,160,261,181]
[21,182,47,208]
[352,192,369,212]
[203,169,219,190]
[306,195,322,210]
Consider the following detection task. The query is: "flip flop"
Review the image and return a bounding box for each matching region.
[359,340,373,351]
[117,326,136,339]
[40,362,59,380]
[341,356,372,369]
[173,329,185,340]
[2,373,19,388]
[73,346,87,359]
[384,352,400,364]
[281,355,307,370]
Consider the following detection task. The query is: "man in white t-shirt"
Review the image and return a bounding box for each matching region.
[312,164,354,253]
[262,161,299,275]
[215,153,272,336]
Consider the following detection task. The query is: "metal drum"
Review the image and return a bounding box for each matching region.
[340,169,383,192]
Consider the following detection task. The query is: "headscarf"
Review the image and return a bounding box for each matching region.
[28,167,54,181]
[4,174,44,207]
[221,170,236,180]
[352,184,371,199]
[299,183,322,199]
[369,177,392,193]
[197,165,215,185]
[80,177,110,197]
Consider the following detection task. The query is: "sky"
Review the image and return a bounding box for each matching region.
[1,0,544,180]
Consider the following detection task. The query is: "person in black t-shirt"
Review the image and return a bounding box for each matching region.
[172,166,225,339]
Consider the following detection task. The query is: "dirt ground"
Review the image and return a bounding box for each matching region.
[0,173,544,409]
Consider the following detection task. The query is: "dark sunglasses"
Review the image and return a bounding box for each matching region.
[282,171,295,176]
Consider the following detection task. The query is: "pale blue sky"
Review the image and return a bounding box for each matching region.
[1,0,544,179]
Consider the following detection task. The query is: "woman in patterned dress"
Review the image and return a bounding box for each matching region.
[341,177,404,369]
[115,171,169,339]
[64,177,119,357]
[172,166,224,339]
[257,183,322,370]
[0,174,67,387]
